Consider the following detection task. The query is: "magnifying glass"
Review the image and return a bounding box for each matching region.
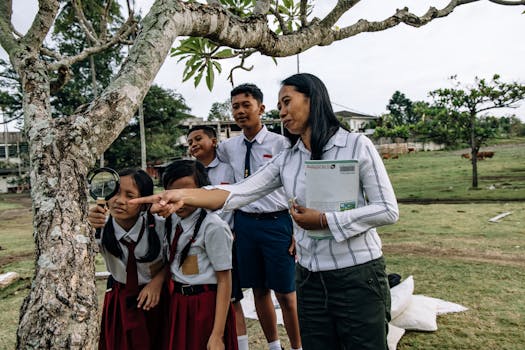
[87,167,120,238]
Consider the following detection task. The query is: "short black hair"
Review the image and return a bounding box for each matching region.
[230,83,263,104]
[187,125,217,138]
[162,159,211,189]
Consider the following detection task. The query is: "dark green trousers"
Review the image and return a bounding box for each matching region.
[296,257,391,350]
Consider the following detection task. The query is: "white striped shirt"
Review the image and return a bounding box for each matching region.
[215,128,399,272]
[216,125,289,213]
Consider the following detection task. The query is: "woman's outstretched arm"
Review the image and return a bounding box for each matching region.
[129,188,230,217]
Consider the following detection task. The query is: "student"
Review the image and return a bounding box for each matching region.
[187,125,234,186]
[187,125,249,350]
[217,84,302,350]
[87,168,167,350]
[162,160,238,350]
[131,73,399,350]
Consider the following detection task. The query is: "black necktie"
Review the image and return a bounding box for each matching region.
[244,139,254,178]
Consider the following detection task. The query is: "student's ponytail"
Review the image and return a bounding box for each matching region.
[101,215,124,259]
[179,209,207,268]
[137,211,162,263]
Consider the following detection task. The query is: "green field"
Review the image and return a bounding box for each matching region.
[385,142,525,201]
[0,140,524,349]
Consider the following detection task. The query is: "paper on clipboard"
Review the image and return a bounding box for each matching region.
[305,160,359,239]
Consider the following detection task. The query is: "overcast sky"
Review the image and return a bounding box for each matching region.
[2,1,525,124]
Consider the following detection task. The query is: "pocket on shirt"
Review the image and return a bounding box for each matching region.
[181,255,199,275]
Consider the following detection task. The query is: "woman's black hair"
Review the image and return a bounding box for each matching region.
[281,73,344,160]
[101,168,161,262]
[162,160,210,267]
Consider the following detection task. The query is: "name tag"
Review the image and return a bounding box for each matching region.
[181,255,199,275]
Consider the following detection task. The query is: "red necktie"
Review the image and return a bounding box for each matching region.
[120,222,145,295]
[168,223,184,265]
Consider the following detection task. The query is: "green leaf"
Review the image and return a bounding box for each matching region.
[206,62,215,91]
[213,49,234,59]
[194,71,204,87]
[212,61,222,73]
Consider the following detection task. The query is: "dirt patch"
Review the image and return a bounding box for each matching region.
[0,251,34,268]
[384,243,525,267]
[0,207,32,221]
[397,198,525,204]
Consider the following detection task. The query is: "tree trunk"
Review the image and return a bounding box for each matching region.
[470,112,478,189]
[16,58,100,349]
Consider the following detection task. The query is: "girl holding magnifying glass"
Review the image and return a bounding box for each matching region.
[88,168,167,350]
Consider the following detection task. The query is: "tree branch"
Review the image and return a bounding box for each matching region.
[228,51,254,86]
[40,46,62,60]
[270,2,290,34]
[49,16,137,71]
[99,0,113,41]
[300,0,308,27]
[0,0,18,55]
[330,0,478,45]
[21,0,60,50]
[488,0,525,4]
[320,0,361,29]
[72,0,99,44]
[254,0,271,15]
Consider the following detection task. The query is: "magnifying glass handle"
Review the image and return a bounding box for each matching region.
[95,198,106,239]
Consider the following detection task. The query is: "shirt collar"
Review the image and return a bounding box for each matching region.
[112,213,145,243]
[291,127,348,154]
[323,127,348,151]
[179,208,202,232]
[207,157,219,169]
[244,125,268,145]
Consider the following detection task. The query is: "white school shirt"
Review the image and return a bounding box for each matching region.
[97,212,166,285]
[206,157,235,228]
[168,209,233,285]
[215,128,399,272]
[206,157,234,186]
[216,125,289,213]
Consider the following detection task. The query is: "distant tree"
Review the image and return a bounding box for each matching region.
[411,101,467,146]
[0,59,23,127]
[386,91,419,126]
[105,85,191,167]
[430,74,525,188]
[498,115,524,136]
[263,109,280,120]
[50,1,127,117]
[207,99,232,121]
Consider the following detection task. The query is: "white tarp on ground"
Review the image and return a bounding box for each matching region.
[240,276,468,350]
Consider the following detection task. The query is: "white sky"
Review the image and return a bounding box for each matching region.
[2,1,525,125]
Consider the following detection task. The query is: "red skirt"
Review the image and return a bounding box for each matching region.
[99,280,169,350]
[167,283,238,350]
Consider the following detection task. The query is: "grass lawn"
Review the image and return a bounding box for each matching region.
[385,141,525,201]
[380,202,524,350]
[0,140,524,349]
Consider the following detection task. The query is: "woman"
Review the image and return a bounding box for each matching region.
[131,73,399,350]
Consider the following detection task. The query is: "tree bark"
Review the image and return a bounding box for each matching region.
[15,55,100,348]
[469,112,479,188]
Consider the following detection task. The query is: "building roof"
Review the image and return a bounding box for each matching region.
[335,110,379,120]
